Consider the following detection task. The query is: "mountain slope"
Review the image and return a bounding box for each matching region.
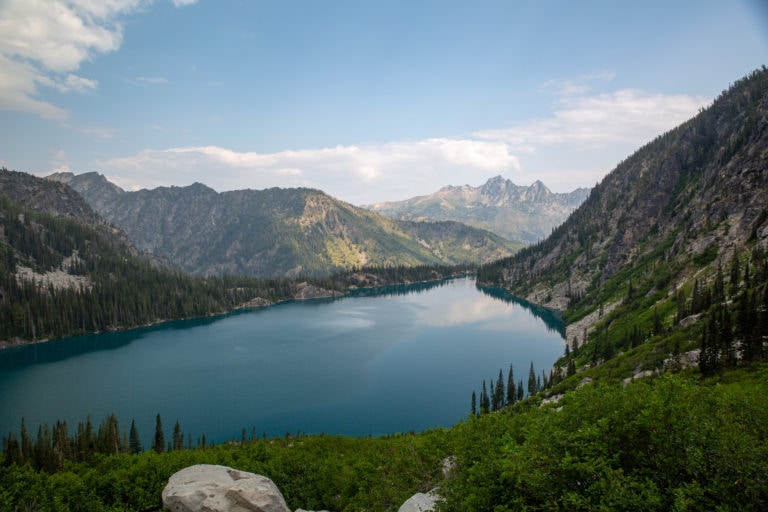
[0,169,364,345]
[51,173,518,277]
[365,176,589,243]
[478,67,768,376]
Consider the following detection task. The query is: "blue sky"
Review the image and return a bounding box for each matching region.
[0,0,766,204]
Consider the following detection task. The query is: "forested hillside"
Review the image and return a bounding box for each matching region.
[0,191,294,344]
[50,173,518,277]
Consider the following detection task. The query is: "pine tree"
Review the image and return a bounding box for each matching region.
[493,369,505,410]
[480,380,490,414]
[173,421,184,451]
[19,418,33,466]
[470,391,477,417]
[153,414,165,454]
[489,379,495,411]
[51,420,69,471]
[527,361,537,396]
[129,420,142,454]
[517,379,524,402]
[506,364,516,405]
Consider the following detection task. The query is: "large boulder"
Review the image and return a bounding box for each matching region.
[162,464,291,512]
[398,489,441,512]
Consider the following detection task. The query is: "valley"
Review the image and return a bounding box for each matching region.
[1,67,767,511]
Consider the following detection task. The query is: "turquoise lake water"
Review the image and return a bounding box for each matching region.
[0,278,564,444]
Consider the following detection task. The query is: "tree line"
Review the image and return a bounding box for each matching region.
[1,413,219,473]
[471,360,568,416]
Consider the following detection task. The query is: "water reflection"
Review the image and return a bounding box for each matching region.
[0,277,566,441]
[477,285,565,337]
[0,314,225,370]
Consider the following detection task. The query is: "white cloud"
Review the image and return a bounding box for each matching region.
[0,0,193,119]
[539,71,617,97]
[96,138,521,204]
[477,88,710,151]
[133,76,169,85]
[0,54,68,119]
[473,81,711,192]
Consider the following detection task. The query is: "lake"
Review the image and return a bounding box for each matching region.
[0,277,564,445]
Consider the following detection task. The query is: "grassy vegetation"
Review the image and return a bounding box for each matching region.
[3,366,767,511]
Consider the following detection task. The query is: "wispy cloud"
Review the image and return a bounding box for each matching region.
[77,125,116,139]
[0,0,193,120]
[97,139,520,204]
[132,76,170,85]
[539,72,617,97]
[476,87,710,152]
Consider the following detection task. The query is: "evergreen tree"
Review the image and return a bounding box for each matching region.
[97,414,121,456]
[567,357,576,376]
[19,418,33,466]
[471,391,477,417]
[493,369,505,410]
[517,379,524,402]
[527,361,537,396]
[173,421,184,451]
[153,414,165,454]
[480,380,490,414]
[51,420,69,472]
[489,379,495,412]
[128,420,142,455]
[75,417,95,461]
[506,364,516,405]
[730,251,740,297]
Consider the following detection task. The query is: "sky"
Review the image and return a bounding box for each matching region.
[0,0,766,205]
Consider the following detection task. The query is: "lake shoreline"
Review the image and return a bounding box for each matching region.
[0,271,476,350]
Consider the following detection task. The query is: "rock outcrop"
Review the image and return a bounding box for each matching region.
[164,460,455,512]
[397,490,441,512]
[162,465,291,512]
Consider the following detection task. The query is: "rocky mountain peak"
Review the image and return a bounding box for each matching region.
[366,175,589,244]
[1,168,103,225]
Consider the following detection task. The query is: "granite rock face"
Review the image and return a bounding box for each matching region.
[162,464,291,512]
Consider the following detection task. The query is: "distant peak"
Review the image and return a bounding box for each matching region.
[486,175,509,185]
[47,171,74,179]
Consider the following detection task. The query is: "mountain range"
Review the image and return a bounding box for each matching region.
[3,67,768,511]
[47,173,521,277]
[365,176,590,243]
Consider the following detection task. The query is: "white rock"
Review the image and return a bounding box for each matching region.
[162,464,291,512]
[398,489,441,512]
